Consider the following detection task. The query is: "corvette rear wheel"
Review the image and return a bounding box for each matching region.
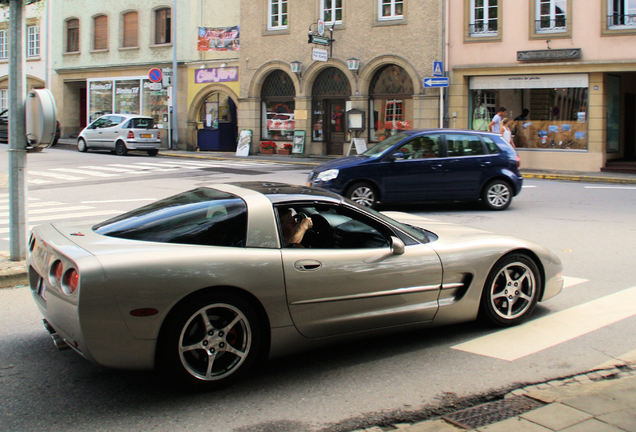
[158,292,264,388]
[480,254,541,327]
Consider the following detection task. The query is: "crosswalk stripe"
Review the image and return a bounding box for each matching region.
[451,285,636,361]
[0,210,122,233]
[28,171,84,181]
[0,201,64,211]
[50,168,118,177]
[28,178,53,185]
[127,162,179,171]
[81,165,141,173]
[0,205,95,218]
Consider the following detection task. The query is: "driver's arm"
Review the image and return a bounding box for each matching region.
[289,217,313,245]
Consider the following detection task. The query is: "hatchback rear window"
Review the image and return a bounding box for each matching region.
[127,118,155,129]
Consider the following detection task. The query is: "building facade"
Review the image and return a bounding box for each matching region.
[447,0,636,172]
[50,0,240,150]
[238,0,445,155]
[0,0,47,110]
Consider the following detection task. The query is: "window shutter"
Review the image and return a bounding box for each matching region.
[67,19,79,52]
[123,12,138,47]
[94,15,108,50]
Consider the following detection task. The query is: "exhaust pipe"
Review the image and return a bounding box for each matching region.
[42,319,70,351]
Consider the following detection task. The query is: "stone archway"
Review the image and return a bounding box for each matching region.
[188,84,239,151]
[310,67,352,155]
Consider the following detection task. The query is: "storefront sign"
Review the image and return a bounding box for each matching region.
[312,48,329,62]
[197,26,240,51]
[517,48,582,62]
[195,67,239,84]
[470,73,588,90]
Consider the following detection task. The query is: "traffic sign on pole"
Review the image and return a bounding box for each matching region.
[423,77,449,88]
[433,61,443,77]
[148,68,162,83]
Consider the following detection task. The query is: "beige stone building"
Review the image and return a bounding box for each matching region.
[239,0,444,156]
[49,0,240,150]
[447,0,636,172]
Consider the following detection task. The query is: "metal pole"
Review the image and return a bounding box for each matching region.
[171,0,178,148]
[8,0,26,260]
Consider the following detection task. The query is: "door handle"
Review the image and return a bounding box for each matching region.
[294,260,322,271]
[480,161,492,167]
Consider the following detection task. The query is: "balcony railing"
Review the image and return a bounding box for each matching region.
[607,13,636,28]
[469,22,498,36]
[535,18,567,33]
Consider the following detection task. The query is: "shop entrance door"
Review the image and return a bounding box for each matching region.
[326,99,346,155]
[626,94,635,160]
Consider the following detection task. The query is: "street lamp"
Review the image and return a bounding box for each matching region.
[290,60,303,78]
[346,57,361,74]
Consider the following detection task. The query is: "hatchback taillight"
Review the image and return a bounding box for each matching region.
[127,130,135,139]
[157,130,161,139]
[516,155,521,168]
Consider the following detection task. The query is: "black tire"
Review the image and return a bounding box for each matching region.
[147,149,159,156]
[77,138,88,153]
[157,291,265,389]
[482,179,513,210]
[346,182,377,208]
[479,254,541,327]
[115,141,128,156]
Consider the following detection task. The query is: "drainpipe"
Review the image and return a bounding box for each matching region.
[171,0,178,148]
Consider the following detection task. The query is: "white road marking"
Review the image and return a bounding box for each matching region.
[50,168,118,177]
[451,286,636,361]
[0,205,95,218]
[27,171,84,181]
[584,186,636,190]
[563,276,588,288]
[80,165,142,173]
[0,210,121,234]
[522,185,537,188]
[28,178,53,185]
[81,198,156,204]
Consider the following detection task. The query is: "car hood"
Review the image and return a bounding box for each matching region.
[312,155,371,172]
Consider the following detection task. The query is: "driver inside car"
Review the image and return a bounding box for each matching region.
[279,208,313,247]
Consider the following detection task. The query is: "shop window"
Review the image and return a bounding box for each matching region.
[268,0,288,30]
[261,70,295,140]
[608,0,636,28]
[114,80,140,114]
[378,0,403,21]
[321,0,342,25]
[311,67,351,143]
[93,15,108,50]
[533,0,568,35]
[471,91,496,131]
[0,30,7,59]
[88,81,113,122]
[470,85,588,150]
[154,8,171,44]
[122,11,138,48]
[142,79,168,126]
[369,65,413,142]
[27,25,39,57]
[469,0,498,36]
[200,93,234,129]
[66,18,80,53]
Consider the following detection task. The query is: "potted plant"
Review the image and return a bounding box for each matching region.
[260,141,276,154]
[278,143,293,155]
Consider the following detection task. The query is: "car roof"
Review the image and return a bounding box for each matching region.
[229,181,343,204]
[97,114,153,120]
[402,128,503,138]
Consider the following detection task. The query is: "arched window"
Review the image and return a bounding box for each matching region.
[155,7,171,44]
[66,18,80,53]
[93,15,108,50]
[261,70,296,141]
[122,11,138,48]
[369,65,413,142]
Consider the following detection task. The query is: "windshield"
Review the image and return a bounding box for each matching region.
[362,132,409,157]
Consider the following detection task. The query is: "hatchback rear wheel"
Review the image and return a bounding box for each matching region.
[346,182,377,208]
[115,141,128,156]
[482,180,512,210]
[77,138,87,153]
[147,149,158,156]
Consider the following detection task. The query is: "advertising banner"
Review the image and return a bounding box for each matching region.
[197,26,240,51]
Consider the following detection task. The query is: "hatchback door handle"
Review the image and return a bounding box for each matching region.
[294,260,322,271]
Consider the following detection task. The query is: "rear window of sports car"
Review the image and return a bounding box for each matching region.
[93,188,248,247]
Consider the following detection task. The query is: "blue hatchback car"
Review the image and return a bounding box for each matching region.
[308,129,523,210]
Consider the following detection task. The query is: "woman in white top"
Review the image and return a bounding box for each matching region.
[501,117,514,147]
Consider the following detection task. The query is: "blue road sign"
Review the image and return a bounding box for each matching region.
[433,61,443,77]
[423,77,449,88]
[148,68,162,83]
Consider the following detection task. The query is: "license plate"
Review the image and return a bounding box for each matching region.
[141,133,153,138]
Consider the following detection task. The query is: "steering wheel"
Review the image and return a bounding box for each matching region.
[307,214,333,248]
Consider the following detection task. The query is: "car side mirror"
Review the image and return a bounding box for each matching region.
[390,236,405,255]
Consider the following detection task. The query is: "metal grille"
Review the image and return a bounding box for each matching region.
[370,65,413,97]
[442,396,544,429]
[261,70,295,98]
[312,67,350,97]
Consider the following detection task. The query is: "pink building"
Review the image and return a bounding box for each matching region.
[447,0,636,172]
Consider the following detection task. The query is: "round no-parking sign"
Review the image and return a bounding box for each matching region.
[148,68,162,83]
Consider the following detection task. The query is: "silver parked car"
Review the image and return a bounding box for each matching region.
[27,182,563,388]
[77,114,161,156]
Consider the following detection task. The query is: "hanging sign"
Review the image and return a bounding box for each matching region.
[312,48,329,62]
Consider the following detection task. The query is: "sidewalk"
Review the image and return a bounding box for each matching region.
[348,361,636,432]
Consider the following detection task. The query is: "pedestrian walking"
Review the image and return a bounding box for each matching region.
[488,107,507,133]
[501,117,514,147]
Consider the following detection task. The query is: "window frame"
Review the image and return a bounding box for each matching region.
[530,0,571,39]
[27,25,39,58]
[0,30,7,59]
[378,0,404,21]
[603,0,636,34]
[320,0,342,25]
[65,18,80,53]
[92,14,108,51]
[154,7,172,45]
[464,0,502,42]
[121,10,138,48]
[0,89,7,110]
[268,0,288,30]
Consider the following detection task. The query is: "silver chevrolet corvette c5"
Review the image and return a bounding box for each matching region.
[27,182,563,388]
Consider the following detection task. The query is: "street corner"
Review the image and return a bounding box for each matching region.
[0,251,28,289]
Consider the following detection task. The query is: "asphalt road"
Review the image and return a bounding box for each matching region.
[1,147,635,432]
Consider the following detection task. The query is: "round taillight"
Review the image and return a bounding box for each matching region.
[62,269,79,295]
[50,260,64,284]
[127,130,135,139]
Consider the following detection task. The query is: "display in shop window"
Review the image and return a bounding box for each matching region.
[262,101,295,141]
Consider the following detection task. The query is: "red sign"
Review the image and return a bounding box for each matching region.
[148,68,162,83]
